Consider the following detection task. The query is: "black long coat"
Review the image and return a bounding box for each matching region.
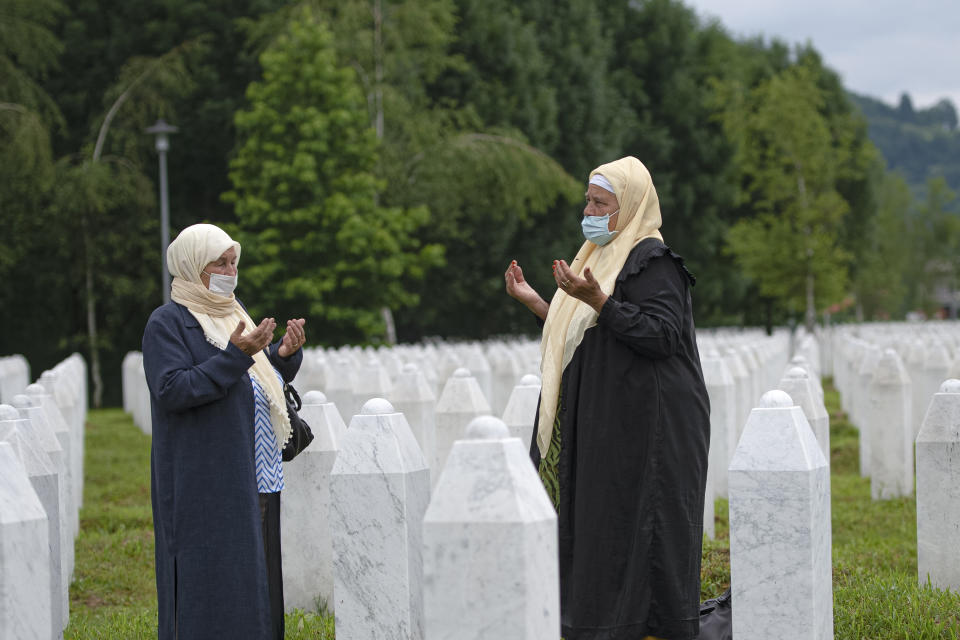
[532,239,710,640]
[142,302,301,640]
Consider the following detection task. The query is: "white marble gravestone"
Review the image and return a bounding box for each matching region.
[729,390,832,640]
[0,442,52,640]
[282,391,347,613]
[867,349,914,500]
[918,343,951,441]
[434,368,491,486]
[463,347,493,407]
[391,363,438,471]
[724,348,751,439]
[10,393,70,609]
[26,383,78,544]
[916,379,960,590]
[778,367,830,461]
[488,345,525,416]
[330,398,430,640]
[701,350,736,498]
[855,344,882,478]
[122,351,139,414]
[41,369,84,516]
[354,357,394,414]
[0,405,63,638]
[12,392,75,590]
[423,415,559,640]
[501,374,541,448]
[326,356,359,423]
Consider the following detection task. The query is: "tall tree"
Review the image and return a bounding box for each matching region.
[270,0,582,339]
[721,63,852,330]
[224,7,442,344]
[0,0,66,381]
[902,177,959,316]
[52,43,196,406]
[851,172,911,320]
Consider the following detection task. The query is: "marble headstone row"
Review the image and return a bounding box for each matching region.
[293,395,558,640]
[829,325,949,498]
[122,340,541,438]
[824,322,960,591]
[694,329,798,538]
[282,368,546,620]
[0,353,88,640]
[123,349,546,629]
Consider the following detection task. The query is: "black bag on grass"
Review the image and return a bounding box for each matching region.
[696,588,732,640]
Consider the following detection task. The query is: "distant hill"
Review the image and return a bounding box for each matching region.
[849,92,960,201]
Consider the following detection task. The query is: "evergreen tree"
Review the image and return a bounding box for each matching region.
[224,8,442,343]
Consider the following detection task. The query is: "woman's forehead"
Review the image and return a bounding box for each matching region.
[217,246,237,261]
[586,183,617,201]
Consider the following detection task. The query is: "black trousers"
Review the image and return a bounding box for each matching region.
[259,492,284,640]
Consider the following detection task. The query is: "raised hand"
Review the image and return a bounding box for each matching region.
[505,260,549,321]
[554,259,608,313]
[230,317,276,356]
[278,318,307,358]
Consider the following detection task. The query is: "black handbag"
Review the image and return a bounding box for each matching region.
[696,588,732,640]
[281,383,315,462]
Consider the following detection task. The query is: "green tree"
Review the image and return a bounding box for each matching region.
[852,172,911,319]
[224,8,442,344]
[721,63,851,330]
[52,43,195,406]
[265,0,582,340]
[0,0,66,383]
[902,177,959,316]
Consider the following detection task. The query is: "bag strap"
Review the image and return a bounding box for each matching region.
[284,382,302,411]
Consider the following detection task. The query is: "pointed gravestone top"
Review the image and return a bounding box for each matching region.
[924,342,952,369]
[917,380,960,443]
[360,398,395,415]
[465,415,510,440]
[519,374,540,386]
[453,367,471,378]
[25,383,48,397]
[939,379,960,394]
[785,366,809,380]
[303,390,328,404]
[873,348,910,386]
[760,389,793,408]
[0,423,55,477]
[731,393,826,472]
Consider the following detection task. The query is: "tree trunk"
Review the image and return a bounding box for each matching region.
[805,271,816,333]
[83,223,103,408]
[381,306,397,346]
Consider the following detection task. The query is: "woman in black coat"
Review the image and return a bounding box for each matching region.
[504,157,710,640]
[143,224,306,640]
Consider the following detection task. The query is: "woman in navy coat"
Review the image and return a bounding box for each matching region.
[143,224,306,640]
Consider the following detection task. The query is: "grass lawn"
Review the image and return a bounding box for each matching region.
[65,380,960,638]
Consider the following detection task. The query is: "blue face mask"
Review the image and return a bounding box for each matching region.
[581,210,619,246]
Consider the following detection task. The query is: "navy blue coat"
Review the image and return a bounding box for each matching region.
[142,302,301,640]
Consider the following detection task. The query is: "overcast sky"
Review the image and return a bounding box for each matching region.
[680,0,960,110]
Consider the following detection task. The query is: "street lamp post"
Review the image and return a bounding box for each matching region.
[146,119,178,304]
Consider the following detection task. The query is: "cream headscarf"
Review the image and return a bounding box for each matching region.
[536,157,664,456]
[167,224,291,448]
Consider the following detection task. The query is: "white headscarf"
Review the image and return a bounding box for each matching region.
[166,224,291,448]
[536,157,664,456]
